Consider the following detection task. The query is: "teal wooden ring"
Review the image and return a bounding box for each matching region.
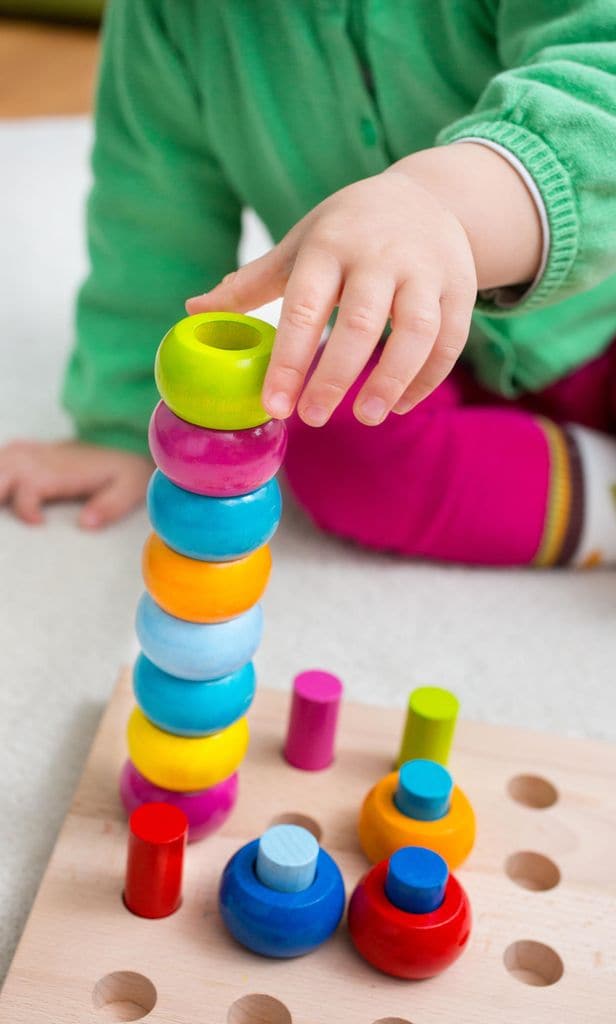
[147,470,282,562]
[133,653,256,736]
[154,312,276,430]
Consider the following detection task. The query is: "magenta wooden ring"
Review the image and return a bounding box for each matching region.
[149,401,288,498]
[119,760,238,843]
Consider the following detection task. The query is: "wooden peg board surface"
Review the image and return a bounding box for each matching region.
[1,670,615,1024]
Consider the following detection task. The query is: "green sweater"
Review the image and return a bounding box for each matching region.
[64,0,616,454]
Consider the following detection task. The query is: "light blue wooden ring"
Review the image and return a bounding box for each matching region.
[133,653,256,736]
[147,470,282,561]
[135,592,263,681]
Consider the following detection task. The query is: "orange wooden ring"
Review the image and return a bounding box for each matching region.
[358,771,475,870]
[142,533,272,624]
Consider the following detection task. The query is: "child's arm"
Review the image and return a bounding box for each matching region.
[1,0,242,527]
[189,0,616,427]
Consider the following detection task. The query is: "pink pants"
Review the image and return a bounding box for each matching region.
[284,342,616,566]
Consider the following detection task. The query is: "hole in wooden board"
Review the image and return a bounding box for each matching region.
[505,851,561,892]
[92,971,157,1021]
[504,941,564,986]
[371,1018,415,1024]
[507,774,558,809]
[227,993,292,1024]
[267,812,322,842]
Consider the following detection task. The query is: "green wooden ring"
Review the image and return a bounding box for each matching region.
[155,313,275,430]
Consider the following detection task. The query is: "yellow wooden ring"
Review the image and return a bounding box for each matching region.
[142,533,272,623]
[127,707,249,791]
[154,312,275,430]
[358,771,475,870]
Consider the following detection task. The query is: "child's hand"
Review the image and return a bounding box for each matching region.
[0,439,152,528]
[187,168,477,426]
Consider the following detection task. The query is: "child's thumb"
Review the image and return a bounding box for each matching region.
[186,244,287,315]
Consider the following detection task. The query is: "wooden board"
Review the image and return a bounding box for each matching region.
[1,671,615,1023]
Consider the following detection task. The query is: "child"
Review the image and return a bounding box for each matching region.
[2,0,615,566]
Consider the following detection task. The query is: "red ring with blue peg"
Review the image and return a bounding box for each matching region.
[348,846,472,979]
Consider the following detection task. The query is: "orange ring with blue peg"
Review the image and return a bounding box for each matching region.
[358,761,475,870]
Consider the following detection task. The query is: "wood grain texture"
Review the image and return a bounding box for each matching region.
[0,670,614,1023]
[0,20,98,117]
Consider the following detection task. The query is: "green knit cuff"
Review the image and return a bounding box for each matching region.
[437,119,579,316]
[75,423,151,457]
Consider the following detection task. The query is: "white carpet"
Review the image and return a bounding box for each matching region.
[0,116,614,983]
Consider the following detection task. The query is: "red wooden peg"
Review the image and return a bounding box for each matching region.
[124,802,188,919]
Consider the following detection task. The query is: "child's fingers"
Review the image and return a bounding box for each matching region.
[297,271,394,426]
[262,249,342,419]
[0,471,15,505]
[79,476,142,530]
[11,482,45,525]
[392,291,473,414]
[353,281,441,425]
[185,246,288,316]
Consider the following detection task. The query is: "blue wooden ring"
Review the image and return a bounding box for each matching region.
[135,593,263,681]
[133,653,256,736]
[147,470,282,561]
[219,838,345,958]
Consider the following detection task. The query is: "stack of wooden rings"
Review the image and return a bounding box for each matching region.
[120,312,286,841]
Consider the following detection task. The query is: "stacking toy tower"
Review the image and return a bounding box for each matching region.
[120,312,287,841]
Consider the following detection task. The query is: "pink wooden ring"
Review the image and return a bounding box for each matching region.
[119,760,238,843]
[149,401,288,498]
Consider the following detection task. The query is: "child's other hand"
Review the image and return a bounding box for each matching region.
[0,440,152,528]
[186,169,477,426]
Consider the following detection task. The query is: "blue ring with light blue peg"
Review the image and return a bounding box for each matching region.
[132,653,256,736]
[147,470,282,561]
[219,836,345,957]
[135,592,263,681]
[395,758,453,821]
